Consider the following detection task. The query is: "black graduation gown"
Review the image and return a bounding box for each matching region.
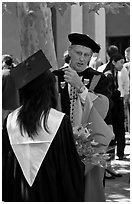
[2,114,85,202]
[53,67,112,117]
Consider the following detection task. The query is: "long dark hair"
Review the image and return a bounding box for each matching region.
[17,70,58,138]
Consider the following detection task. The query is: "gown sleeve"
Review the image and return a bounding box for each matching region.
[2,115,85,202]
[52,115,85,201]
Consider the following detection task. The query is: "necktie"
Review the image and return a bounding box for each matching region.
[115,71,118,89]
[70,85,78,126]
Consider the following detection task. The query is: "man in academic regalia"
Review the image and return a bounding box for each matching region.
[53,33,112,126]
[2,50,85,202]
[53,33,114,201]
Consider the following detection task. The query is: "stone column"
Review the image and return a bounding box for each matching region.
[95,8,106,63]
[83,6,106,63]
[71,4,82,33]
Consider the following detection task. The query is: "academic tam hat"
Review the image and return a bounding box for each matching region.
[10,50,52,89]
[68,33,101,53]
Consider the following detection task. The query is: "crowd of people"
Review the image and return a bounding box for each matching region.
[2,33,130,202]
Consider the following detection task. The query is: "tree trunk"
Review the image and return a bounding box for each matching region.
[16,2,58,71]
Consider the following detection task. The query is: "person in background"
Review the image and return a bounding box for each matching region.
[89,51,103,70]
[97,45,118,73]
[2,54,20,70]
[2,50,85,202]
[94,58,103,70]
[119,64,130,133]
[2,54,20,125]
[63,50,71,66]
[53,33,114,201]
[124,47,130,63]
[103,53,127,161]
[123,47,130,132]
[97,45,122,179]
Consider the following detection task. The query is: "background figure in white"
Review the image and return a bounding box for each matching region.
[123,47,130,132]
[89,52,103,70]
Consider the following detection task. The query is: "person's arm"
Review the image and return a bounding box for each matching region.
[63,67,84,89]
[55,115,85,201]
[121,67,130,96]
[121,67,130,106]
[63,67,98,104]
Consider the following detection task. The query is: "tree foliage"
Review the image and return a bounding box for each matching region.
[78,2,130,15]
[2,2,130,16]
[47,2,130,15]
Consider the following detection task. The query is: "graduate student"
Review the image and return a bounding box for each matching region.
[2,50,85,202]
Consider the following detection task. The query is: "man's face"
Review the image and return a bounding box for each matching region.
[113,59,124,71]
[69,45,92,72]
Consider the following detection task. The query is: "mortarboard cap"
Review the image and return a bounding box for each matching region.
[10,50,52,89]
[68,33,101,53]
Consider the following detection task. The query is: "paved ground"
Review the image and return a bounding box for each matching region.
[105,133,130,202]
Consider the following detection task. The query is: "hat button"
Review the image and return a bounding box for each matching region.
[25,61,29,66]
[31,56,35,61]
[25,61,31,70]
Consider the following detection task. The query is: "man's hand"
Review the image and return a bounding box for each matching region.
[63,67,83,89]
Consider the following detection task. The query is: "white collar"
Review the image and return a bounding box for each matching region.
[7,108,65,186]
